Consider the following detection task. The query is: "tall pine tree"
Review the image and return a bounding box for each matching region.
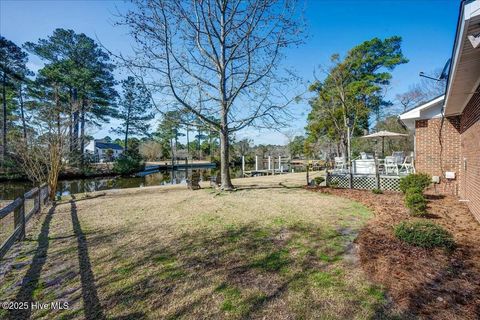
[0,36,30,162]
[112,77,153,152]
[25,29,117,164]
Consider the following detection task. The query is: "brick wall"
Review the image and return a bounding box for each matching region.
[460,90,480,222]
[414,89,480,222]
[415,117,462,195]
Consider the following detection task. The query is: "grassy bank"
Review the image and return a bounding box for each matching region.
[0,173,385,319]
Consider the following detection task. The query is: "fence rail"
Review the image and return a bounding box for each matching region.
[0,184,49,260]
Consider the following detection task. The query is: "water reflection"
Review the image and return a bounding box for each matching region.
[1,166,248,201]
[56,168,219,197]
[0,180,34,201]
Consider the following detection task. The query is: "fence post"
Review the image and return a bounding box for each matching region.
[348,160,353,189]
[306,162,310,185]
[242,156,245,177]
[374,156,380,190]
[44,185,49,205]
[37,186,42,214]
[14,196,26,241]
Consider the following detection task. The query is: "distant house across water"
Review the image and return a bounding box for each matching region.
[85,139,123,162]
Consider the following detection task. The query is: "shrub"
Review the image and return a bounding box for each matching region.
[372,188,383,194]
[313,176,325,185]
[405,186,423,195]
[394,221,455,249]
[113,155,144,175]
[405,191,427,216]
[328,180,339,188]
[399,173,431,193]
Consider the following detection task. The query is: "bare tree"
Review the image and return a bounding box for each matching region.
[139,140,164,161]
[396,85,424,112]
[120,0,303,190]
[394,69,447,113]
[15,83,69,200]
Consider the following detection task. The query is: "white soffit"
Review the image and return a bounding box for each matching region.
[399,95,445,130]
[444,0,480,116]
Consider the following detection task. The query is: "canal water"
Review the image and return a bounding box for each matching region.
[0,167,233,201]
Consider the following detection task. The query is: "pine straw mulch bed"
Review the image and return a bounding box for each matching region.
[308,187,480,320]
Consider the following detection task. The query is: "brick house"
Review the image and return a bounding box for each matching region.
[400,0,480,221]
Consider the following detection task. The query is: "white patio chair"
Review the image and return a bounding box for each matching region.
[334,157,347,173]
[399,156,415,174]
[384,156,399,175]
[360,152,374,160]
[392,151,405,165]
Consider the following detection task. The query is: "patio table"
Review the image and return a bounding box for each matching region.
[352,159,376,174]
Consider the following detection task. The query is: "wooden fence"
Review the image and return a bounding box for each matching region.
[0,184,49,260]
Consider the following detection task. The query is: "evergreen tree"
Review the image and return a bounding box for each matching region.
[16,58,71,199]
[24,29,117,162]
[111,77,153,152]
[0,36,30,161]
[155,111,184,161]
[306,37,408,158]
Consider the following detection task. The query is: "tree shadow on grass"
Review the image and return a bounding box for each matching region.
[100,221,372,319]
[10,204,56,320]
[69,196,106,320]
[234,182,303,191]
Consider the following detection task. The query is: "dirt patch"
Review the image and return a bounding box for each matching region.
[309,187,480,319]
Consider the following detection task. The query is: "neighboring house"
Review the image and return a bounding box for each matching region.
[400,0,480,221]
[85,140,124,162]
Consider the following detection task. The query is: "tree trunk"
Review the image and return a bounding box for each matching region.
[218,6,233,191]
[72,88,79,153]
[174,131,178,165]
[49,86,62,200]
[79,99,86,165]
[186,125,190,179]
[69,88,73,152]
[18,85,27,140]
[198,129,202,159]
[219,127,233,190]
[186,125,189,160]
[2,72,7,161]
[124,101,131,153]
[209,133,213,162]
[170,138,174,167]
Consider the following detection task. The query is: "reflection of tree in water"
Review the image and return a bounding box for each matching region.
[6,167,247,200]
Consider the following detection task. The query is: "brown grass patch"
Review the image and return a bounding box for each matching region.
[0,173,385,319]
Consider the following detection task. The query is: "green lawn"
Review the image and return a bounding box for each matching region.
[0,173,385,319]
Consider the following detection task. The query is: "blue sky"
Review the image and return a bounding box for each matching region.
[0,0,459,145]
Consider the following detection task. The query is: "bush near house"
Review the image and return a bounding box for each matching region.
[400,174,431,216]
[399,173,431,194]
[405,188,428,216]
[394,220,455,250]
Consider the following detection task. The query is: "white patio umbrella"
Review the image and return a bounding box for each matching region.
[361,130,408,157]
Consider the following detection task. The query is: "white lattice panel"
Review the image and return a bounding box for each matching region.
[327,173,400,191]
[352,176,377,190]
[380,176,400,191]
